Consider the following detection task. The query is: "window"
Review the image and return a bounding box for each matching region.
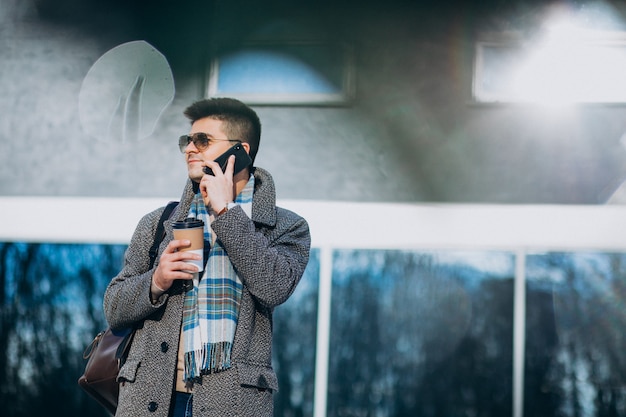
[207,42,355,105]
[473,34,626,105]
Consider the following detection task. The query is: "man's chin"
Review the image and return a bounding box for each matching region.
[188,169,203,183]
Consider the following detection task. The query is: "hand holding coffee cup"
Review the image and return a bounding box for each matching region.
[171,218,205,274]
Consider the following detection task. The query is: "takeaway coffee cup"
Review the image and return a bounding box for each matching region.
[172,218,204,273]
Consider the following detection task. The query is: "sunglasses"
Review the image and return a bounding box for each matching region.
[178,133,240,153]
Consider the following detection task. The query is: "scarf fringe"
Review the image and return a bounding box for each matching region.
[183,341,233,381]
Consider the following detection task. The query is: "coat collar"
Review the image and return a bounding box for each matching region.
[177,166,277,227]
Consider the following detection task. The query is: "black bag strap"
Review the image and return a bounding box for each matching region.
[148,200,179,269]
[112,201,177,365]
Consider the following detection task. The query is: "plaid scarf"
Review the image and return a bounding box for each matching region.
[182,174,254,380]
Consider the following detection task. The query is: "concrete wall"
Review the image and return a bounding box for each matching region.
[3,0,626,204]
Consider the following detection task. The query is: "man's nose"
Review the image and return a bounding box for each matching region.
[185,141,198,153]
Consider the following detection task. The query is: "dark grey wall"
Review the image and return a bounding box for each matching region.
[3,0,626,203]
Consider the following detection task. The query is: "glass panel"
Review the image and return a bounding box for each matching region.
[328,249,515,417]
[274,248,320,417]
[0,242,319,416]
[208,42,354,105]
[474,38,626,104]
[525,252,626,417]
[0,241,126,416]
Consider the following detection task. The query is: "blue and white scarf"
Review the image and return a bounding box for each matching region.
[182,174,254,380]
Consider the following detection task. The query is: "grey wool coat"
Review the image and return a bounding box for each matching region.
[103,167,311,417]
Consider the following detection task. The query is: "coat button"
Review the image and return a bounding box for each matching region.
[161,342,169,352]
[148,401,158,412]
[257,375,269,390]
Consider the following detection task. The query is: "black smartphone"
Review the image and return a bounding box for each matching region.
[202,143,252,176]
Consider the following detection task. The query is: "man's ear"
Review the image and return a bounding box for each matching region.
[241,142,251,154]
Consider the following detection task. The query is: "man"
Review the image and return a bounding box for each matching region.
[104,97,311,417]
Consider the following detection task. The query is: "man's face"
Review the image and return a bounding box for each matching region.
[184,117,234,182]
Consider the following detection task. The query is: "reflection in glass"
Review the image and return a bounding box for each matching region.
[0,242,319,417]
[0,242,126,417]
[273,248,320,417]
[525,252,626,417]
[328,249,515,417]
[78,41,175,143]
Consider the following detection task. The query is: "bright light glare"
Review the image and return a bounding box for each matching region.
[510,41,626,105]
[475,6,626,106]
[509,20,626,105]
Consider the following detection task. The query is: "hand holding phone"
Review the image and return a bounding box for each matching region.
[203,143,252,176]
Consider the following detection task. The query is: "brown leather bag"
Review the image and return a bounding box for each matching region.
[78,328,134,415]
[77,201,178,415]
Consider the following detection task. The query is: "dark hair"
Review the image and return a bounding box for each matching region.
[183,97,261,163]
